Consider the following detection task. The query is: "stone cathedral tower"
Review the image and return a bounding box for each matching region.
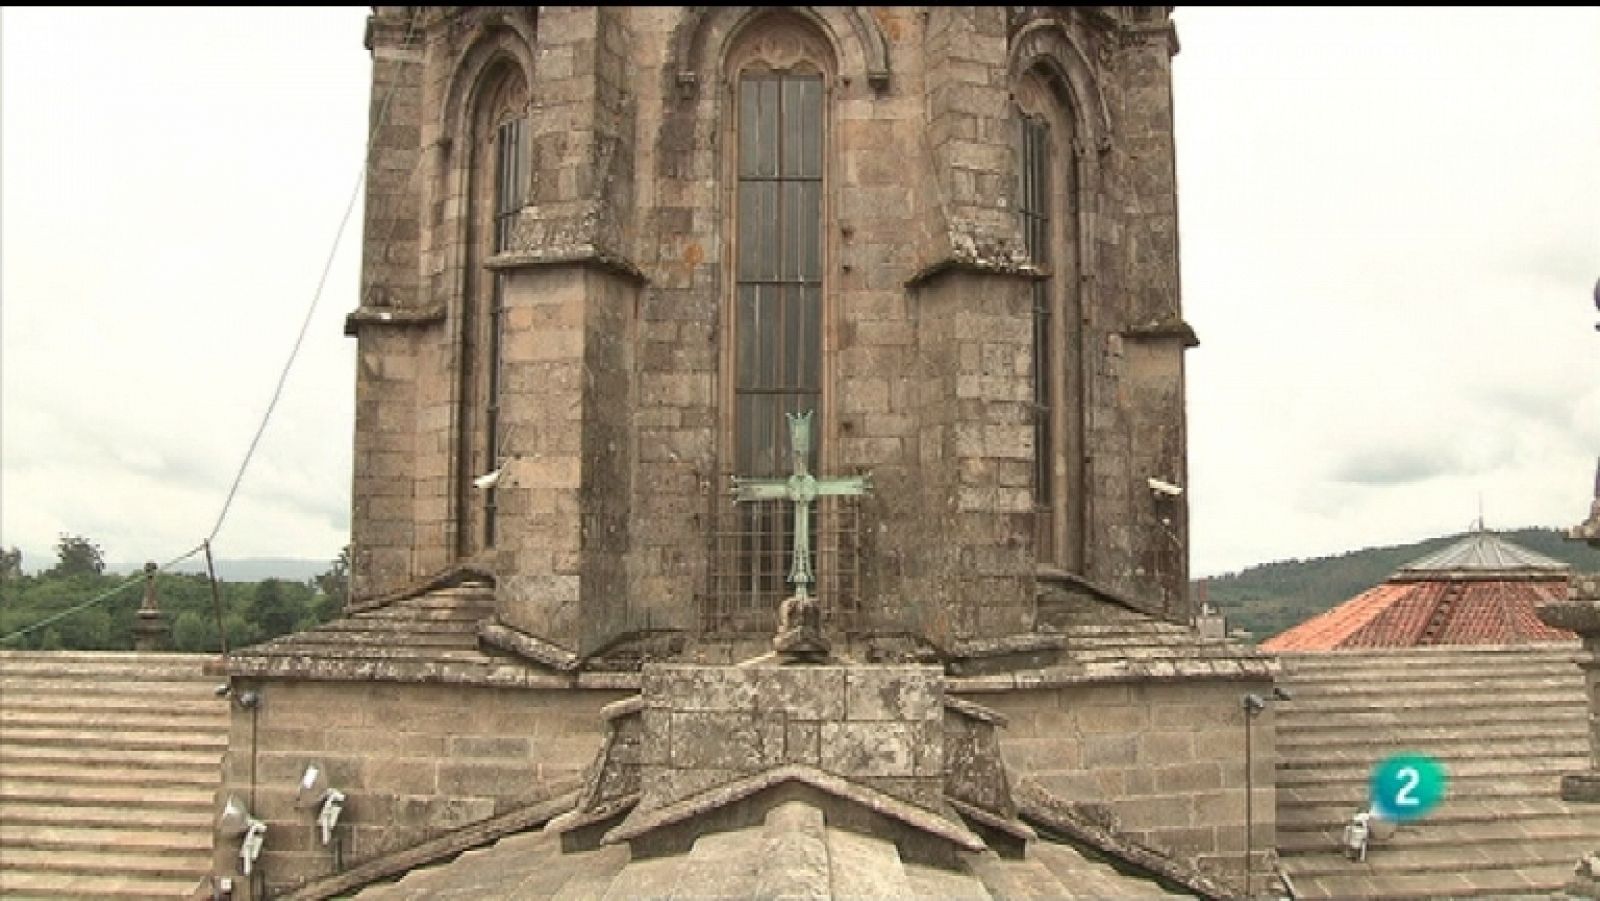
[216,9,1272,897]
[347,5,1195,658]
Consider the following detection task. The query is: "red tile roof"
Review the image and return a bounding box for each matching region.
[1261,577,1574,651]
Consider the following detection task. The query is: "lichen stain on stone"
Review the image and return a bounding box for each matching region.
[872,8,904,42]
[682,241,703,267]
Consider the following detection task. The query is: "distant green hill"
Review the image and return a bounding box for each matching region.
[1196,528,1600,644]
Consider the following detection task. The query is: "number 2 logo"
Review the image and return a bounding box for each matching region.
[1371,755,1445,821]
[1393,766,1420,807]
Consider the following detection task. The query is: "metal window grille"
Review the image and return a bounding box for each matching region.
[1019,113,1054,556]
[705,487,861,634]
[484,117,525,549]
[707,70,836,633]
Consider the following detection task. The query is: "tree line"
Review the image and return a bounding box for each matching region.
[0,534,348,652]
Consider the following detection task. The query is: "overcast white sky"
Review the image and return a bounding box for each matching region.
[2,7,1597,579]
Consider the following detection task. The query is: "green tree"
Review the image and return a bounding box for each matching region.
[312,545,350,612]
[47,534,105,578]
[172,611,212,652]
[253,579,297,639]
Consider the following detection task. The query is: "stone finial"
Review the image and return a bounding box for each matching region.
[132,561,169,652]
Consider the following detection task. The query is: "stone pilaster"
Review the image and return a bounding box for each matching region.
[490,7,641,657]
[1111,9,1193,619]
[346,6,428,601]
[1536,573,1600,801]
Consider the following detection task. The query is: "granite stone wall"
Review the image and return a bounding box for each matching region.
[345,4,1194,651]
[211,678,627,895]
[963,676,1278,874]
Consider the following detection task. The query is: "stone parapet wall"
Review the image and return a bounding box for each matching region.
[212,678,626,897]
[965,675,1277,874]
[635,664,946,809]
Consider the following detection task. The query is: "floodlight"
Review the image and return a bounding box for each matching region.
[296,763,347,846]
[1241,692,1266,715]
[235,690,261,709]
[1147,477,1183,498]
[216,796,266,875]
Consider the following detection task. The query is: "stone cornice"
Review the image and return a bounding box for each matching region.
[485,246,649,284]
[343,303,447,336]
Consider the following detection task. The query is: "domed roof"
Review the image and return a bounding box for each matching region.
[1396,529,1567,576]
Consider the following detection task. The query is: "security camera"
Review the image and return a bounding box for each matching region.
[1273,686,1294,701]
[473,468,503,490]
[213,683,232,697]
[1147,477,1183,498]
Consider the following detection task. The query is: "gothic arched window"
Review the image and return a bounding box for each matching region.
[458,65,526,555]
[1015,69,1084,572]
[711,16,835,629]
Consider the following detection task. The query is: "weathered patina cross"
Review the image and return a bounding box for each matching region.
[731,410,871,601]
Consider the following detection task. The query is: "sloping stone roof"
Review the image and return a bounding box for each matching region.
[1261,533,1574,652]
[349,798,1194,900]
[212,580,630,690]
[1273,644,1596,899]
[0,651,229,899]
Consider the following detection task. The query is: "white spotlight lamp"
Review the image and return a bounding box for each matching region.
[216,796,266,875]
[295,763,347,846]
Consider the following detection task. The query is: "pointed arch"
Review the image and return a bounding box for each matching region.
[439,13,537,146]
[672,6,889,96]
[1008,18,1113,155]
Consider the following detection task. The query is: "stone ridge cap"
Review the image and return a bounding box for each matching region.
[479,620,582,672]
[1036,567,1171,620]
[1013,776,1240,901]
[946,796,1037,843]
[943,694,1008,727]
[601,763,987,852]
[347,563,495,614]
[944,656,1278,693]
[208,651,639,691]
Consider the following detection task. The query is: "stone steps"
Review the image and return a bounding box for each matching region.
[1277,808,1600,853]
[0,823,212,856]
[0,725,227,752]
[0,650,228,898]
[1276,755,1583,785]
[0,743,222,769]
[1286,861,1578,900]
[1274,686,1582,709]
[0,706,230,731]
[1282,837,1593,879]
[0,801,212,831]
[1,760,221,791]
[1279,787,1580,819]
[1273,646,1593,900]
[0,869,205,901]
[1276,703,1584,732]
[1276,735,1587,763]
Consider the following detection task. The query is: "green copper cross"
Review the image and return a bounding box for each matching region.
[731,410,871,600]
